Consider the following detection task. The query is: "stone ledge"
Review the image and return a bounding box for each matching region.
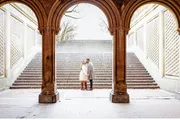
[39,92,59,103]
[110,92,130,103]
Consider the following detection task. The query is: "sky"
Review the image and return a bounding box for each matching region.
[61,3,113,40]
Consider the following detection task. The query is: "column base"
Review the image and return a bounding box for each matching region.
[39,92,59,103]
[110,92,130,103]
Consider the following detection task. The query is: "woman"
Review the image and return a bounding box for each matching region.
[79,61,88,90]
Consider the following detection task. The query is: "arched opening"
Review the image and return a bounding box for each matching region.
[126,3,180,93]
[43,0,130,103]
[0,2,42,89]
[55,3,113,90]
[49,0,120,34]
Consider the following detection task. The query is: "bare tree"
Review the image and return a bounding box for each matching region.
[99,18,109,33]
[57,21,77,42]
[56,4,80,42]
[64,4,80,19]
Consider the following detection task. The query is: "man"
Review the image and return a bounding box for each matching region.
[86,58,95,91]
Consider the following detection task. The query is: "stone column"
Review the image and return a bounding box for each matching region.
[110,27,130,103]
[39,27,59,103]
[5,9,11,87]
[143,22,148,58]
[134,30,137,48]
[175,28,180,100]
[126,34,129,49]
[23,22,27,59]
[159,10,165,78]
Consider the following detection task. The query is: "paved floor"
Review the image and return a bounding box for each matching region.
[0,89,180,118]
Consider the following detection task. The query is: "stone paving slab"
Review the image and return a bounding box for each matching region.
[0,89,179,118]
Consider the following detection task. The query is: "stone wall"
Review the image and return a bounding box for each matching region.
[56,40,112,53]
[127,4,180,93]
[0,4,41,90]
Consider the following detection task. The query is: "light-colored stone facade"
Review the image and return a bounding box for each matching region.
[0,3,41,90]
[56,40,112,53]
[127,4,180,94]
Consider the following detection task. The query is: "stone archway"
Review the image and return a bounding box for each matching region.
[121,0,180,99]
[1,0,179,104]
[0,0,46,30]
[38,0,130,103]
[0,0,48,102]
[121,0,180,33]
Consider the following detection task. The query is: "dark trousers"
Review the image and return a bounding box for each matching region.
[89,79,93,89]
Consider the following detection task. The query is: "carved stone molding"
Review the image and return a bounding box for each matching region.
[49,0,121,36]
[178,28,180,35]
[109,26,130,35]
[121,0,180,32]
[39,26,60,34]
[0,0,47,32]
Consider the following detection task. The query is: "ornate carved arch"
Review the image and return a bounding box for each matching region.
[48,0,121,35]
[0,0,47,31]
[122,0,180,32]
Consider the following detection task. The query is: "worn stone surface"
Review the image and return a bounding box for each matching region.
[0,89,180,118]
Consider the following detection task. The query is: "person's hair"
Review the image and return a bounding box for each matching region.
[82,61,86,64]
[86,58,90,61]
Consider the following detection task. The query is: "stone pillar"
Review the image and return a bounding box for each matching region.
[134,30,137,48]
[175,28,180,100]
[159,10,165,78]
[110,27,130,103]
[5,9,11,87]
[39,27,59,103]
[126,34,129,49]
[143,22,148,58]
[23,22,27,59]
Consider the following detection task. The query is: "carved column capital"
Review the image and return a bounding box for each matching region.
[109,26,130,35]
[39,26,60,34]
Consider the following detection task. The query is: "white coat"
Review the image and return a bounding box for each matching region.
[79,64,88,81]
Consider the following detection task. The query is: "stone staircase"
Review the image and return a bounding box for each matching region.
[10,53,159,89]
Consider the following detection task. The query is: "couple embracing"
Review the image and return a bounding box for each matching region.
[79,58,95,91]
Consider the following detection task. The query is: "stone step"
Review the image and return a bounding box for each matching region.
[26,65,145,67]
[27,62,142,64]
[18,74,152,77]
[10,85,160,89]
[17,76,153,80]
[12,83,158,86]
[22,70,113,73]
[21,70,149,73]
[11,53,159,89]
[23,69,147,71]
[20,72,150,76]
[14,80,156,83]
[24,67,146,69]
